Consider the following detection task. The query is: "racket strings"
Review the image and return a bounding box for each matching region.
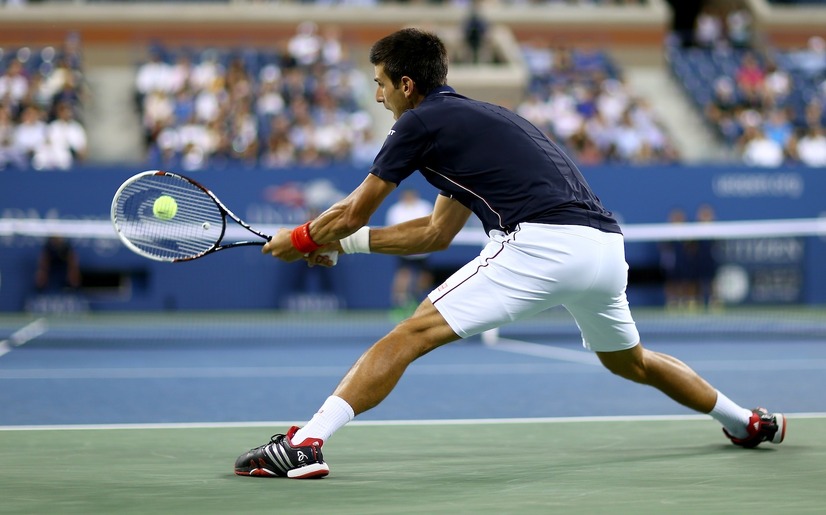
[114,174,224,261]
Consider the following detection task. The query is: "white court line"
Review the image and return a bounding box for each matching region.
[0,318,48,358]
[485,338,826,370]
[0,363,593,380]
[1,412,825,431]
[489,337,601,365]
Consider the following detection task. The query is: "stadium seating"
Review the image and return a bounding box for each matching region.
[0,34,86,171]
[516,42,679,165]
[666,38,825,165]
[134,31,374,170]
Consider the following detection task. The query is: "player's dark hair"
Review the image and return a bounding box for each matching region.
[369,28,448,95]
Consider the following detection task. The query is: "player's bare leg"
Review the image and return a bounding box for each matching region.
[596,344,785,447]
[333,299,459,414]
[596,343,717,412]
[270,308,784,478]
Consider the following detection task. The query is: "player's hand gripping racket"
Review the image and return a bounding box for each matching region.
[111,170,338,264]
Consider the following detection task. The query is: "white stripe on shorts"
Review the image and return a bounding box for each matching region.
[428,223,640,352]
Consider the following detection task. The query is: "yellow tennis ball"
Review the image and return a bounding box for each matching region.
[153,195,178,220]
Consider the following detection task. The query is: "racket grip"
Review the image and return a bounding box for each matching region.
[320,250,338,266]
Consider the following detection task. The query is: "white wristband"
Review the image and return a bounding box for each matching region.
[340,226,371,254]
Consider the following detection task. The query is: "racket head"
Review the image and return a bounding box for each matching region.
[111,170,226,262]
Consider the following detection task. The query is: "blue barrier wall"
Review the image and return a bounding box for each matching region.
[1,164,824,312]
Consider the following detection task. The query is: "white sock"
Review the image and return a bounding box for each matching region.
[709,390,753,438]
[291,395,355,446]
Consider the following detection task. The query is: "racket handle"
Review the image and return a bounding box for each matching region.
[320,250,338,266]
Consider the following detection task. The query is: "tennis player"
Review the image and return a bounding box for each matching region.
[235,28,785,479]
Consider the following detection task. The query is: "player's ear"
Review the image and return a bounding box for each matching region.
[401,77,414,96]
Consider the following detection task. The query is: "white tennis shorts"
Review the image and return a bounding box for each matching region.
[428,223,640,352]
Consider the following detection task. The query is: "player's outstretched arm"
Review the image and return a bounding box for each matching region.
[263,174,394,261]
[367,194,471,255]
[310,174,396,243]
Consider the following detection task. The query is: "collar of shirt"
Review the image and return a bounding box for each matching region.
[424,85,456,99]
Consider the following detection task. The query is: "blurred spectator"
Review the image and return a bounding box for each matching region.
[739,125,785,167]
[385,189,435,314]
[596,78,629,125]
[804,98,825,128]
[47,101,88,163]
[659,208,692,310]
[190,50,224,92]
[521,38,554,94]
[12,105,47,166]
[39,57,77,108]
[735,52,765,94]
[725,8,753,48]
[704,76,744,143]
[350,126,384,166]
[762,62,793,106]
[792,125,826,166]
[612,111,645,162]
[0,105,26,169]
[688,203,719,309]
[320,26,345,68]
[787,36,826,78]
[35,236,80,293]
[229,104,259,163]
[461,0,490,64]
[288,22,323,68]
[49,67,83,116]
[261,131,297,168]
[135,48,172,105]
[516,92,553,128]
[32,133,72,170]
[694,7,723,49]
[762,108,795,153]
[167,54,193,96]
[0,59,29,108]
[256,72,286,121]
[570,131,605,165]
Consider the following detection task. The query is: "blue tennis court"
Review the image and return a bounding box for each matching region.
[2,309,825,513]
[2,308,824,426]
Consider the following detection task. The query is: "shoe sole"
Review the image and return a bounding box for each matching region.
[235,468,278,477]
[772,413,786,444]
[235,462,330,479]
[288,462,330,479]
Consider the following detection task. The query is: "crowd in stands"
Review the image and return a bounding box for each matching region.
[669,5,826,167]
[138,19,684,171]
[515,40,680,165]
[0,33,87,171]
[4,13,823,172]
[135,22,380,171]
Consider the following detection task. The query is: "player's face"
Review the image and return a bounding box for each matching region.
[374,65,414,120]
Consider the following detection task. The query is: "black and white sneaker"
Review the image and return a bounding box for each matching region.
[234,426,329,479]
[723,407,786,448]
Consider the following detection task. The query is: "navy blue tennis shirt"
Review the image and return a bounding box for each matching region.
[369,86,622,236]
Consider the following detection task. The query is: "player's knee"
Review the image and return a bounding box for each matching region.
[391,308,459,358]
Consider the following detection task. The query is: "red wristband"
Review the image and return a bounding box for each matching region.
[290,221,322,253]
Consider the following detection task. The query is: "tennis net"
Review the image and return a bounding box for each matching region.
[1,216,825,343]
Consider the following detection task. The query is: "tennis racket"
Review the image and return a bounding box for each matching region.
[111,170,338,264]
